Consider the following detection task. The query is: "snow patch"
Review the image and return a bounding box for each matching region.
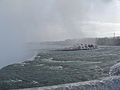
[32,81,39,84]
[49,66,63,70]
[35,64,44,67]
[4,79,22,83]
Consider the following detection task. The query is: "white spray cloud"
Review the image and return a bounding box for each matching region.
[0,0,120,67]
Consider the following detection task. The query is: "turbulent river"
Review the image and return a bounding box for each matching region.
[3,46,120,90]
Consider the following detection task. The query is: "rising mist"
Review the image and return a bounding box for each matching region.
[0,0,120,67]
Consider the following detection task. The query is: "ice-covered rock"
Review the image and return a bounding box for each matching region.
[109,63,120,76]
[32,76,120,90]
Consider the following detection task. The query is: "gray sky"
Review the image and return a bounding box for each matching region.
[1,0,120,42]
[26,0,120,41]
[0,0,120,67]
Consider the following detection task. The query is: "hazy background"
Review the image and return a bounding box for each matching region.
[0,0,120,67]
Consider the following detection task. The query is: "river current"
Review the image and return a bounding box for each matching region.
[13,46,120,90]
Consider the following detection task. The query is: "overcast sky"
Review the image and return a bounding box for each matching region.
[1,0,120,42]
[26,0,120,41]
[0,0,120,67]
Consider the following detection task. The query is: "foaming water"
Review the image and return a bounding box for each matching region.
[15,76,120,90]
[7,46,120,90]
[14,62,120,90]
[41,58,101,64]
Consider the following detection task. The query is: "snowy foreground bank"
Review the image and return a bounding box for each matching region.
[15,63,120,90]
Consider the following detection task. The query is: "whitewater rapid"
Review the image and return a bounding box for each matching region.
[16,62,120,90]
